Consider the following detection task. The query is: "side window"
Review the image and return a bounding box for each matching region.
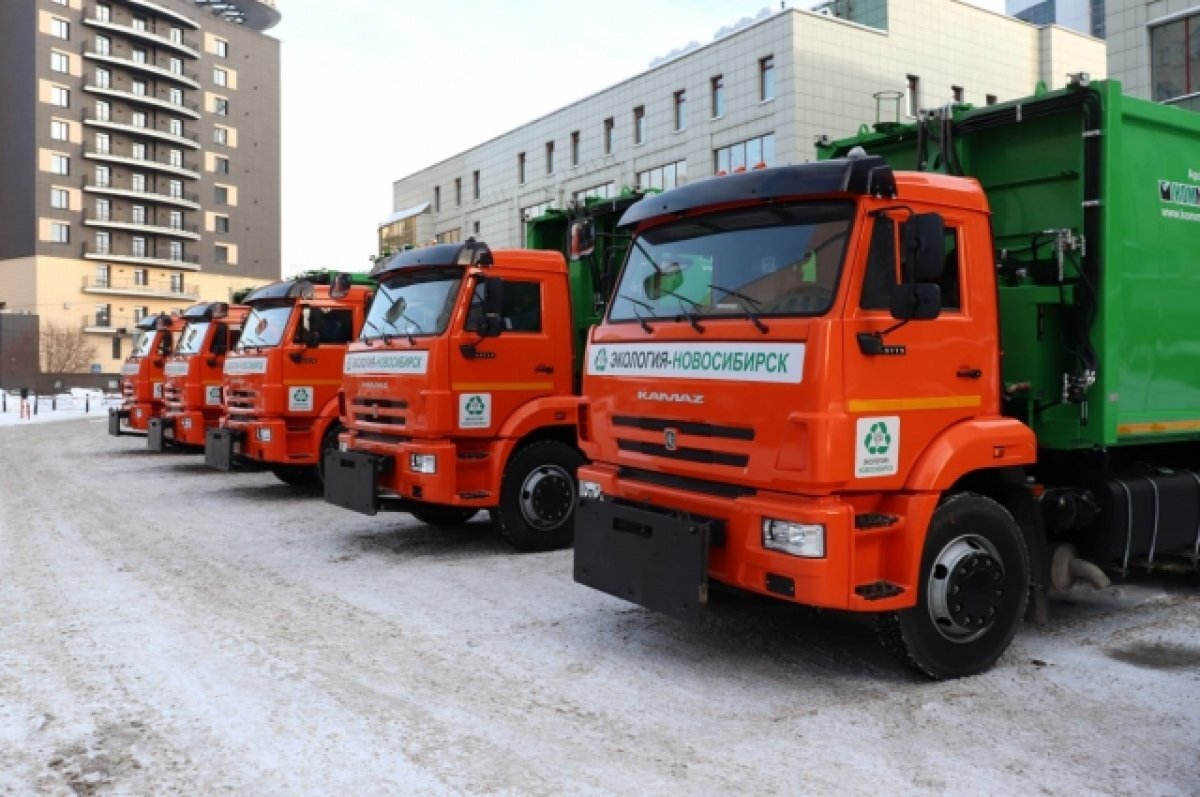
[317,308,354,344]
[939,228,961,310]
[860,217,896,310]
[465,280,542,333]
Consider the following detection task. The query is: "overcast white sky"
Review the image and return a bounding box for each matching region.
[272,1,1006,276]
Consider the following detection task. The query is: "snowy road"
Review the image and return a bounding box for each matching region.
[1,418,1198,796]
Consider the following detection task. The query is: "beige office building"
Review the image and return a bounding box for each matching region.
[1106,1,1200,111]
[0,0,281,387]
[384,0,1105,252]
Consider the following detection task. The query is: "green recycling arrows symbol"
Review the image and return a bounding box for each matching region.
[465,395,486,416]
[293,388,309,403]
[864,421,892,455]
[592,348,607,372]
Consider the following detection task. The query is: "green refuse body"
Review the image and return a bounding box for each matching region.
[819,79,1200,452]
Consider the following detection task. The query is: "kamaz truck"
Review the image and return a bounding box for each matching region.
[147,302,250,450]
[108,312,188,437]
[572,79,1200,678]
[204,272,374,486]
[323,194,639,550]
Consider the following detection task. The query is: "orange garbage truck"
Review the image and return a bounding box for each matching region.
[147,301,250,451]
[573,80,1200,678]
[108,312,188,437]
[204,271,374,485]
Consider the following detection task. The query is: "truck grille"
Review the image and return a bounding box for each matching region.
[121,380,134,398]
[611,414,755,469]
[225,388,258,417]
[164,383,185,412]
[350,397,408,441]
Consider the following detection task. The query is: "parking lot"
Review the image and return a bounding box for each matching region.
[1,417,1197,795]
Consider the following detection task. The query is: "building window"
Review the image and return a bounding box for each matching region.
[169,118,184,136]
[131,237,146,257]
[169,27,183,44]
[168,149,183,167]
[95,67,111,88]
[50,51,69,73]
[213,127,228,145]
[545,141,555,175]
[1150,13,1200,101]
[132,111,147,128]
[637,160,686,192]
[214,185,228,204]
[714,132,776,174]
[215,155,229,175]
[51,223,70,243]
[711,75,725,118]
[952,85,964,103]
[50,120,69,141]
[94,165,110,187]
[133,307,148,323]
[213,39,228,58]
[51,86,69,107]
[518,152,526,185]
[170,273,183,292]
[94,132,111,154]
[571,182,614,203]
[433,185,441,213]
[131,173,146,192]
[760,55,775,101]
[673,90,687,131]
[131,80,147,96]
[51,18,69,39]
[603,117,614,155]
[166,179,182,198]
[95,3,110,19]
[570,131,580,167]
[214,67,228,87]
[132,205,146,224]
[169,210,183,230]
[95,100,110,121]
[95,198,110,220]
[133,268,148,286]
[131,142,146,160]
[51,188,69,209]
[169,241,182,260]
[633,106,645,145]
[215,98,229,116]
[94,35,110,55]
[521,201,552,222]
[215,245,229,263]
[168,57,182,73]
[169,88,183,106]
[131,17,147,31]
[986,93,998,106]
[95,304,111,326]
[472,170,480,200]
[94,233,110,256]
[907,74,920,117]
[215,215,229,233]
[454,177,462,207]
[133,49,148,64]
[51,154,70,175]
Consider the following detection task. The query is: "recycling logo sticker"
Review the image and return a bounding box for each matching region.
[289,386,314,412]
[592,347,607,373]
[855,416,899,478]
[459,393,491,429]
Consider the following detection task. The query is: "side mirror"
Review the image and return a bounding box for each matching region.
[643,264,685,301]
[478,275,505,338]
[890,283,941,320]
[329,272,352,299]
[901,213,946,282]
[569,220,596,261]
[157,331,173,356]
[211,324,228,355]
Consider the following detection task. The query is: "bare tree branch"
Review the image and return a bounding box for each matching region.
[39,322,98,374]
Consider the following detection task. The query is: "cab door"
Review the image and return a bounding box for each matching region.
[281,303,355,423]
[842,210,996,488]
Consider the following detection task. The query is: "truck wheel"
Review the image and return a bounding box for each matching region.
[315,422,343,487]
[410,505,478,527]
[877,492,1029,679]
[272,465,317,487]
[491,439,583,552]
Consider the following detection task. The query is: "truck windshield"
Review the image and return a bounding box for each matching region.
[609,200,855,323]
[176,322,210,355]
[131,329,158,357]
[237,303,294,349]
[364,267,463,340]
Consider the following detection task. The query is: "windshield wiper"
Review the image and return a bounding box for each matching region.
[709,282,769,334]
[618,294,657,334]
[660,289,705,334]
[361,318,387,346]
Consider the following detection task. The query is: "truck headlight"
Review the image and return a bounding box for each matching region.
[255,427,272,442]
[762,519,825,558]
[579,480,604,500]
[410,453,437,474]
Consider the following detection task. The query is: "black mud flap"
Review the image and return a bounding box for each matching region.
[205,428,240,471]
[147,417,172,451]
[573,499,711,624]
[323,449,389,516]
[108,408,129,436]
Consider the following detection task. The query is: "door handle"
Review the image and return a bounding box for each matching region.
[535,364,555,374]
[956,367,982,379]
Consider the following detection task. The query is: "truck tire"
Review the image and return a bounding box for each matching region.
[877,492,1029,679]
[272,465,318,487]
[490,439,583,552]
[410,505,478,527]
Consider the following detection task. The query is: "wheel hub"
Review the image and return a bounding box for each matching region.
[927,535,1006,642]
[519,464,574,531]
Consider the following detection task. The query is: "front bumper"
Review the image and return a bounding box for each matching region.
[323,449,391,515]
[165,411,208,448]
[147,416,174,451]
[205,427,242,471]
[344,436,495,507]
[107,407,130,436]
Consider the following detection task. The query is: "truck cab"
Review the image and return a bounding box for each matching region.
[324,240,588,550]
[204,272,373,486]
[148,302,249,450]
[108,312,187,437]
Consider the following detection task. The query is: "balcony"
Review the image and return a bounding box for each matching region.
[83,149,200,180]
[82,14,200,59]
[83,84,201,120]
[83,213,201,241]
[81,109,200,150]
[121,0,201,30]
[82,48,200,90]
[82,275,200,300]
[82,243,201,271]
[82,176,200,210]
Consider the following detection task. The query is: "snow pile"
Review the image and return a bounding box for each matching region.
[0,390,119,427]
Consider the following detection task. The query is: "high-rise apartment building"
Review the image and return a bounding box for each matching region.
[0,0,281,386]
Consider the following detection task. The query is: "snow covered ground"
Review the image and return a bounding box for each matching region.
[0,419,1197,795]
[0,391,119,427]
